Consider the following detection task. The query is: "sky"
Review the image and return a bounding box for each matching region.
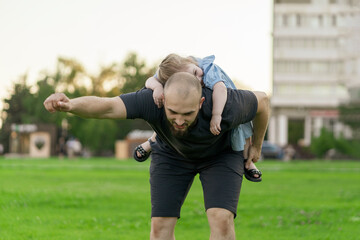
[0,0,273,111]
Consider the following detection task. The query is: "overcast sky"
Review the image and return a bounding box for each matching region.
[0,0,273,110]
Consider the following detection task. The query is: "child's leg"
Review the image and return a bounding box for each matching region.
[244,137,261,178]
[243,138,250,159]
[231,124,262,181]
[135,132,156,159]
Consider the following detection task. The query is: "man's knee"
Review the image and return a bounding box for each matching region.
[207,208,234,235]
[151,217,177,239]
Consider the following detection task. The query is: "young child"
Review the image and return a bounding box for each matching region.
[134,54,262,182]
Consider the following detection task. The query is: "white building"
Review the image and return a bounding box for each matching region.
[269,0,360,147]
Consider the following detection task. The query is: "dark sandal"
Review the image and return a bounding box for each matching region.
[133,138,153,162]
[244,159,262,182]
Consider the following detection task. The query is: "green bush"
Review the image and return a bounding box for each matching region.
[310,128,360,159]
[310,128,336,158]
[337,139,360,159]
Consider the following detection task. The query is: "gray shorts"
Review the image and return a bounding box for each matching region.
[149,150,244,218]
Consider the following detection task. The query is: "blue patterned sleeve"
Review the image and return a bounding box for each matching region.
[242,122,253,138]
[199,55,236,90]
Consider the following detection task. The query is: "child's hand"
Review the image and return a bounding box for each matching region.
[153,86,164,108]
[210,114,222,135]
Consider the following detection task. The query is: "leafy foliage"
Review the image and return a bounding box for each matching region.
[0,53,156,155]
[120,52,156,93]
[339,101,360,139]
[310,128,337,158]
[310,128,360,159]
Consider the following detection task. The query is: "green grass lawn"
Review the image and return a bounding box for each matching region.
[0,158,359,240]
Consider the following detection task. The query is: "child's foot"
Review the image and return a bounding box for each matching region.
[133,139,152,162]
[244,159,262,182]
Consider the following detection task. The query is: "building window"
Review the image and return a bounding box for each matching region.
[275,0,311,3]
[275,15,283,27]
[274,60,343,74]
[283,15,288,27]
[318,15,323,27]
[347,0,359,6]
[275,38,339,49]
[332,15,337,26]
[296,14,302,26]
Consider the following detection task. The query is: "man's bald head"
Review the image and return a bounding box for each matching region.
[164,72,202,101]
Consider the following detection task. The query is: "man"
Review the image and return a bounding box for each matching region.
[44,72,270,240]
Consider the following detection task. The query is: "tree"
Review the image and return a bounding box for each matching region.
[120,52,156,93]
[339,88,360,139]
[54,57,88,96]
[0,53,156,155]
[0,75,35,152]
[90,64,120,97]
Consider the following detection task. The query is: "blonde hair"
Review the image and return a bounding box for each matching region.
[158,53,198,84]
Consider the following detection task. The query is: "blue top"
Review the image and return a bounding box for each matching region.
[194,55,253,151]
[193,55,237,90]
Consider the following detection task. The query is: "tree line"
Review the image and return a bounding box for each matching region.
[1,51,360,158]
[0,53,156,155]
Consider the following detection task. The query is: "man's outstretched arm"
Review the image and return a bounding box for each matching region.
[43,93,127,119]
[248,91,270,163]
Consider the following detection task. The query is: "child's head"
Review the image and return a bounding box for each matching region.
[158,53,203,84]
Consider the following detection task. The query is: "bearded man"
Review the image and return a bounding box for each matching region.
[44,72,270,240]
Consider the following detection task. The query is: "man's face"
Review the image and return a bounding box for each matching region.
[164,92,205,137]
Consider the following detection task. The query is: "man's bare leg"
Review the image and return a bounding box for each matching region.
[150,217,177,240]
[207,208,235,240]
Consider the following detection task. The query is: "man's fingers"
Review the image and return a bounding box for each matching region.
[44,93,71,113]
[57,101,70,112]
[53,101,58,111]
[249,152,259,163]
[247,151,255,163]
[44,98,57,113]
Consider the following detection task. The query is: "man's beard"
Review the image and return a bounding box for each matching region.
[166,117,198,138]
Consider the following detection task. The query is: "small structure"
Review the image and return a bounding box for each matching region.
[115,130,153,160]
[29,131,51,158]
[8,123,57,158]
[66,138,82,158]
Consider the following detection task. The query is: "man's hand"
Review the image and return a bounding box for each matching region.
[247,144,262,164]
[210,114,222,135]
[43,93,71,113]
[153,86,164,108]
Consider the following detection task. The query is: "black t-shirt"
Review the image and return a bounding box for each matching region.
[120,87,258,161]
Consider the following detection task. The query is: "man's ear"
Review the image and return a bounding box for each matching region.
[199,97,205,109]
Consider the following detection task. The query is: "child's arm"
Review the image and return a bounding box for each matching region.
[210,81,227,135]
[145,76,164,108]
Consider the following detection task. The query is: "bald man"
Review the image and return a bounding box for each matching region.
[44,72,270,240]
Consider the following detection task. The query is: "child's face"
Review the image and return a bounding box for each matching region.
[184,64,203,82]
